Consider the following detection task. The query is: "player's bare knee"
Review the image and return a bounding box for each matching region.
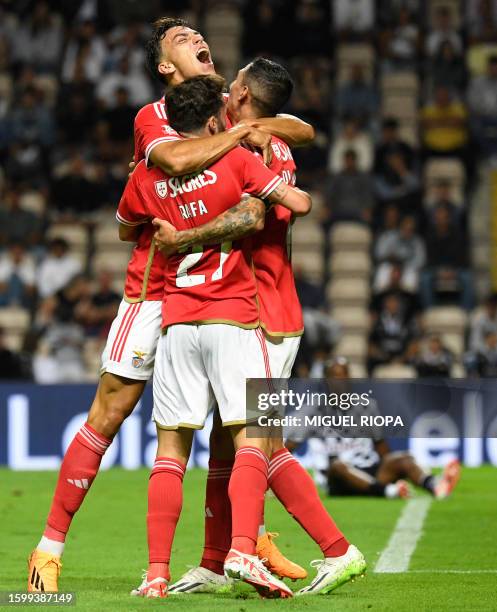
[329,460,348,477]
[391,451,415,471]
[89,379,142,437]
[101,397,133,433]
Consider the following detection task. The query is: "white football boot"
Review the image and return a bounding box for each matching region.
[169,566,233,594]
[297,544,366,596]
[130,572,167,598]
[224,548,293,599]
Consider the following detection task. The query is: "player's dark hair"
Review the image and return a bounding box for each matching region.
[164,75,226,134]
[145,17,189,83]
[243,58,294,117]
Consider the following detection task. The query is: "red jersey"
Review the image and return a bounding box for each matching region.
[122,96,233,302]
[134,97,181,166]
[117,146,284,328]
[252,137,304,336]
[116,99,179,302]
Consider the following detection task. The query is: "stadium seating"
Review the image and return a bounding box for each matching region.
[372,364,418,379]
[348,362,367,378]
[428,0,461,27]
[82,338,106,380]
[380,72,420,145]
[331,307,370,334]
[19,191,46,216]
[331,251,372,279]
[307,190,325,221]
[0,1,492,387]
[292,250,325,282]
[336,44,375,83]
[327,278,370,307]
[0,306,30,333]
[381,95,418,121]
[380,72,419,96]
[93,249,132,276]
[423,306,467,334]
[0,307,30,352]
[441,332,465,357]
[424,158,466,189]
[335,333,368,362]
[46,224,89,268]
[330,223,372,251]
[0,74,12,106]
[94,225,133,254]
[205,3,241,80]
[291,219,324,250]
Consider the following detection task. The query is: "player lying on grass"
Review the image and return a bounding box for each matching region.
[153,60,366,597]
[287,357,461,500]
[27,17,314,593]
[117,74,313,598]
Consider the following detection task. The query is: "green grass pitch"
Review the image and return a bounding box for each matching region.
[1,466,496,610]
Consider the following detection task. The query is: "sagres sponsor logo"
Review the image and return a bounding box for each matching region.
[132,350,147,368]
[168,170,217,198]
[67,478,89,489]
[155,180,168,198]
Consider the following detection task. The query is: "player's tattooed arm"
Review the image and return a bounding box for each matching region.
[152,197,265,255]
[244,114,315,148]
[266,182,312,217]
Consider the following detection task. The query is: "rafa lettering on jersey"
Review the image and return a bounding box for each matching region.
[178,199,209,219]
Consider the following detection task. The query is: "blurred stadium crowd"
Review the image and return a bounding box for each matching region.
[1,0,497,382]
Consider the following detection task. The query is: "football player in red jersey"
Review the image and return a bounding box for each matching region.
[123,75,311,598]
[153,60,366,597]
[27,17,315,593]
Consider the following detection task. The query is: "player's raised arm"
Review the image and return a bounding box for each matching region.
[149,124,272,175]
[244,113,315,148]
[152,195,265,255]
[265,182,312,217]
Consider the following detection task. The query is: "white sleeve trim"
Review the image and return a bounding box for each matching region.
[116,211,149,226]
[145,136,181,165]
[258,176,283,199]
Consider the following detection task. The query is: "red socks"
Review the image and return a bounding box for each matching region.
[45,423,111,537]
[229,447,268,555]
[147,457,186,581]
[269,448,349,557]
[200,458,233,575]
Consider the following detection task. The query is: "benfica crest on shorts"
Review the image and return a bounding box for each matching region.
[132,350,147,368]
[154,180,168,198]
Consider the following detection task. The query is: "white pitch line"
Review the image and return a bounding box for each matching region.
[374,497,432,573]
[408,569,497,574]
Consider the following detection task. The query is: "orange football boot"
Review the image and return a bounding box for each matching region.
[256,532,307,581]
[28,550,62,592]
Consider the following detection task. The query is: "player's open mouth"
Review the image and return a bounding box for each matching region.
[196,48,213,65]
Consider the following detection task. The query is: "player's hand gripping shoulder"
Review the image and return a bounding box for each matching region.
[243,114,315,148]
[267,183,312,217]
[152,196,265,254]
[150,125,271,176]
[234,124,273,166]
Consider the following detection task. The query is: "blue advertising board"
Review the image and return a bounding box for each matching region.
[0,383,496,469]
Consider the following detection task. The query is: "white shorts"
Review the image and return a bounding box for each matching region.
[101,299,162,381]
[265,335,301,379]
[153,324,272,429]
